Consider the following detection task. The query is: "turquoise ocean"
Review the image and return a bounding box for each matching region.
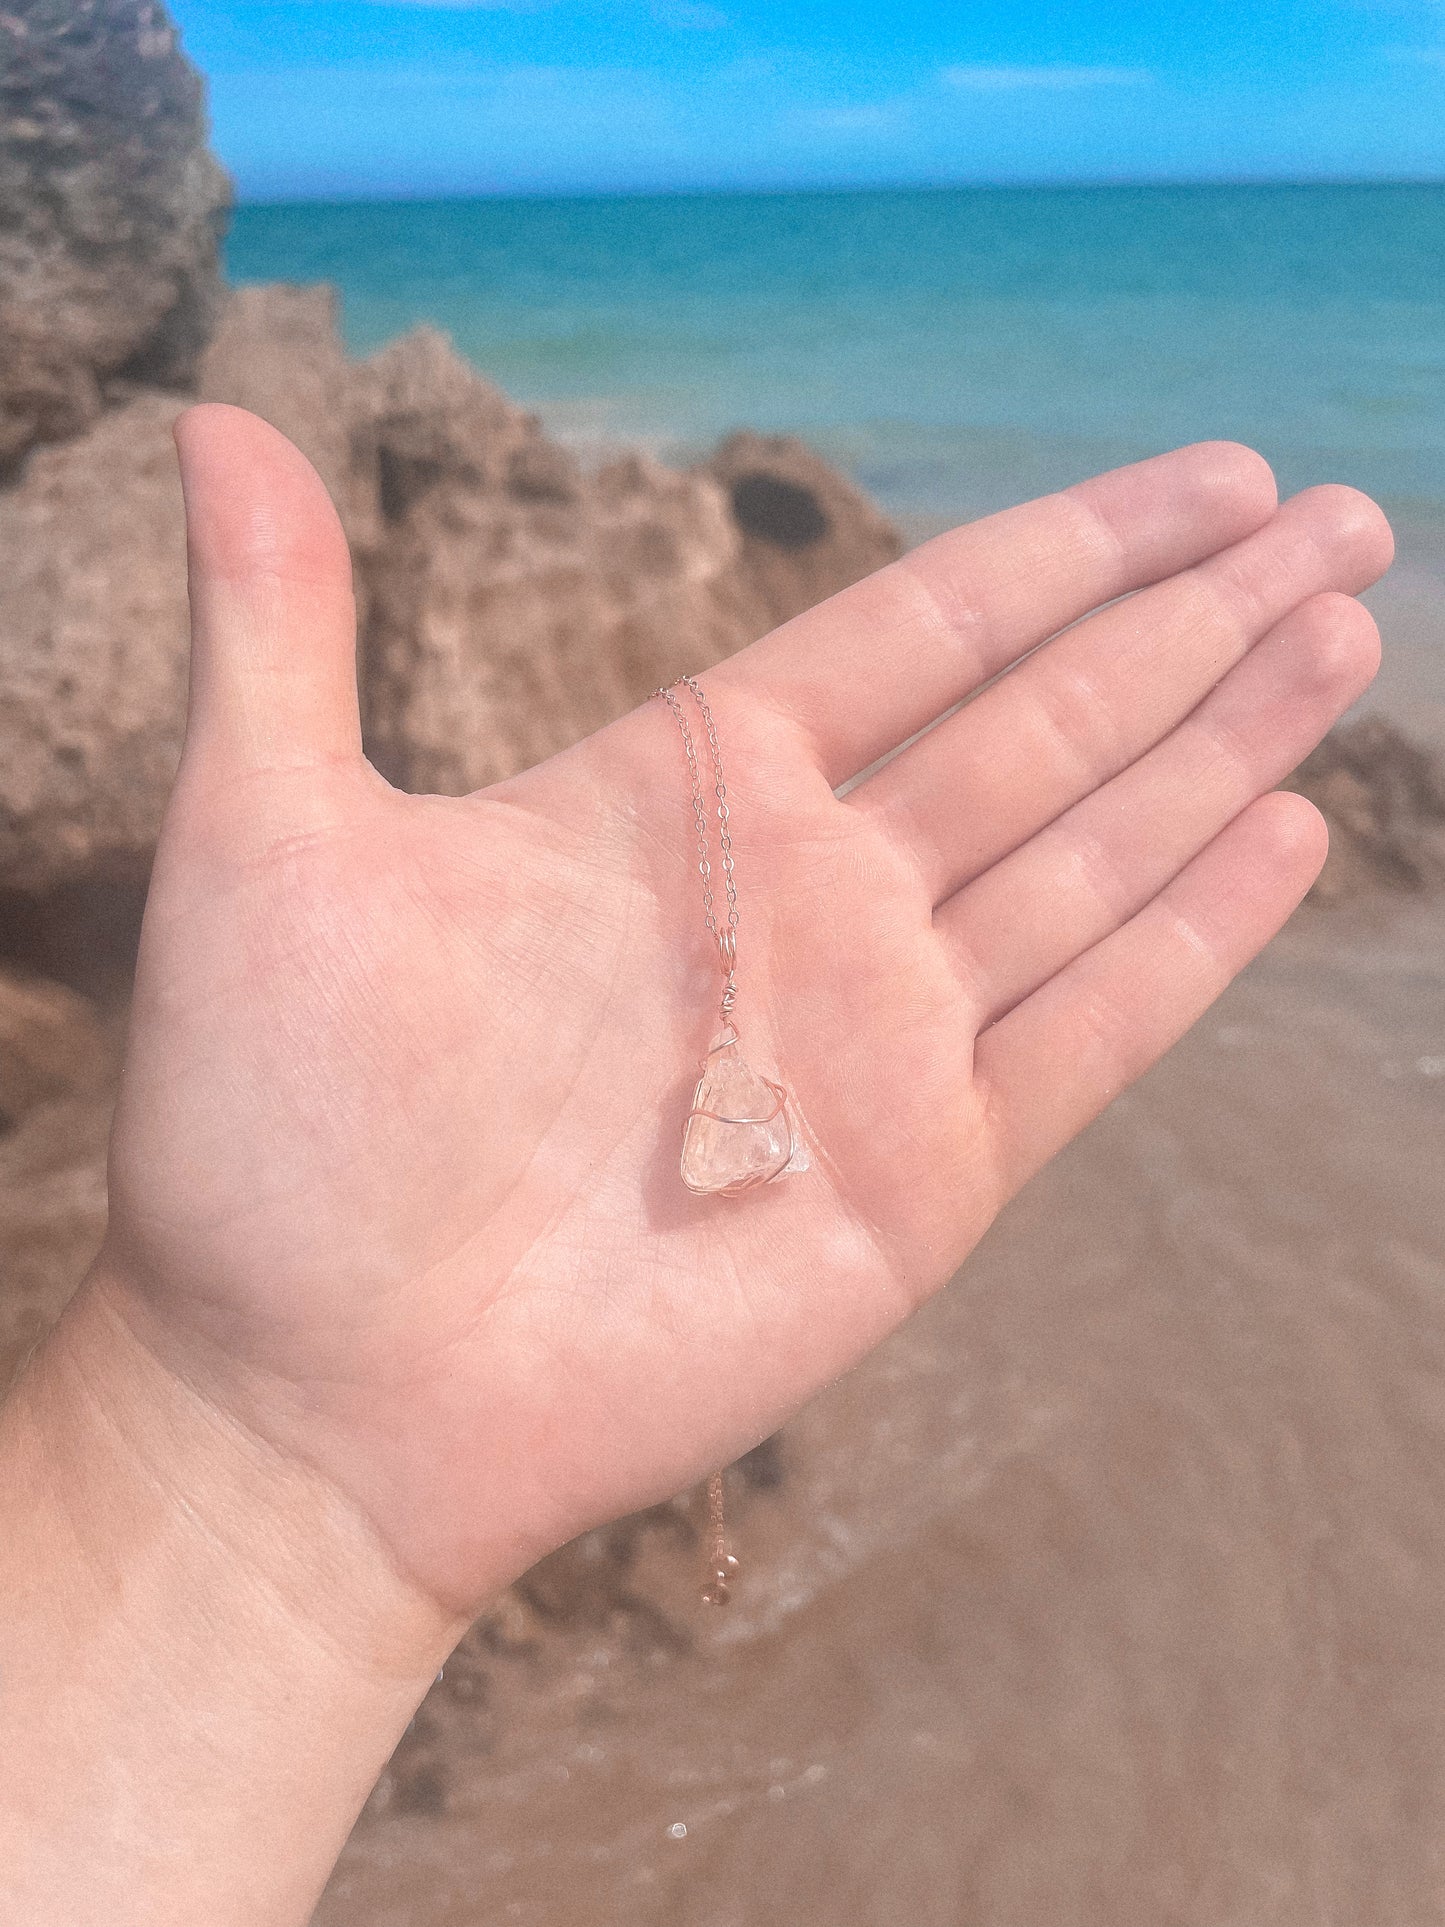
[227,183,1445,534]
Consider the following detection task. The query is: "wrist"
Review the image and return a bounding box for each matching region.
[0,1263,466,1925]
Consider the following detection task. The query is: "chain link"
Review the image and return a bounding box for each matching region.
[655,675,740,1021]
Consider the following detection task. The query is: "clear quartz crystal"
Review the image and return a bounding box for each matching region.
[681,1028,797,1196]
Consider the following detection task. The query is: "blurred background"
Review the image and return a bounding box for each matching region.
[2,3,1444,1922]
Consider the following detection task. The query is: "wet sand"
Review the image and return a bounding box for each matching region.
[315,541,1445,1926]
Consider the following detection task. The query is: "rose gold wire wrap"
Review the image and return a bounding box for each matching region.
[682,1041,794,1196]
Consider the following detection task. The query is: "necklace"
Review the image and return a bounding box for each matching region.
[655,674,801,1603]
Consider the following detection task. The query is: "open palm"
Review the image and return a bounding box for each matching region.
[101,406,1391,1617]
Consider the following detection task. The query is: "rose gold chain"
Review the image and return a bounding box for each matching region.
[655,675,743,1604]
[705,1469,735,1606]
[655,675,740,1026]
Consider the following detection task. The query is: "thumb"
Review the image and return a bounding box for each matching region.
[173,403,363,784]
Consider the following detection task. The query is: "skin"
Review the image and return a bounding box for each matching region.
[0,407,1392,1924]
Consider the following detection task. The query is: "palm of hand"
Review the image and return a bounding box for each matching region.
[111,702,977,1607]
[102,407,1389,1614]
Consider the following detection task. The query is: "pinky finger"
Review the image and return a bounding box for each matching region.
[974,790,1327,1191]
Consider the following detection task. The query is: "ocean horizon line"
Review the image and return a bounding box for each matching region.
[230,175,1445,213]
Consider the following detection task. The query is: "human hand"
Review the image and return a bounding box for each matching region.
[97,405,1391,1621]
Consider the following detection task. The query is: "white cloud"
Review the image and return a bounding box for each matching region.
[941,63,1151,91]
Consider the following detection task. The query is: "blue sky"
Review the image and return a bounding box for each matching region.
[171,0,1445,200]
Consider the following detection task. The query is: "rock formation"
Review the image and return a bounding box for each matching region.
[352,326,745,794]
[0,962,111,1121]
[1289,714,1445,902]
[0,284,905,889]
[0,0,230,473]
[0,965,115,1389]
[198,294,903,797]
[0,390,190,893]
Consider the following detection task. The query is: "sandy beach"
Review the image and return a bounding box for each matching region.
[301,529,1445,1927]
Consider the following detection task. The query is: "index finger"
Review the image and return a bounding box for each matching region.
[712,440,1278,786]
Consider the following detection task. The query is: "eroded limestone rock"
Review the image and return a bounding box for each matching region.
[0,0,230,471]
[0,391,189,891]
[1290,715,1445,902]
[356,328,745,794]
[0,964,111,1121]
